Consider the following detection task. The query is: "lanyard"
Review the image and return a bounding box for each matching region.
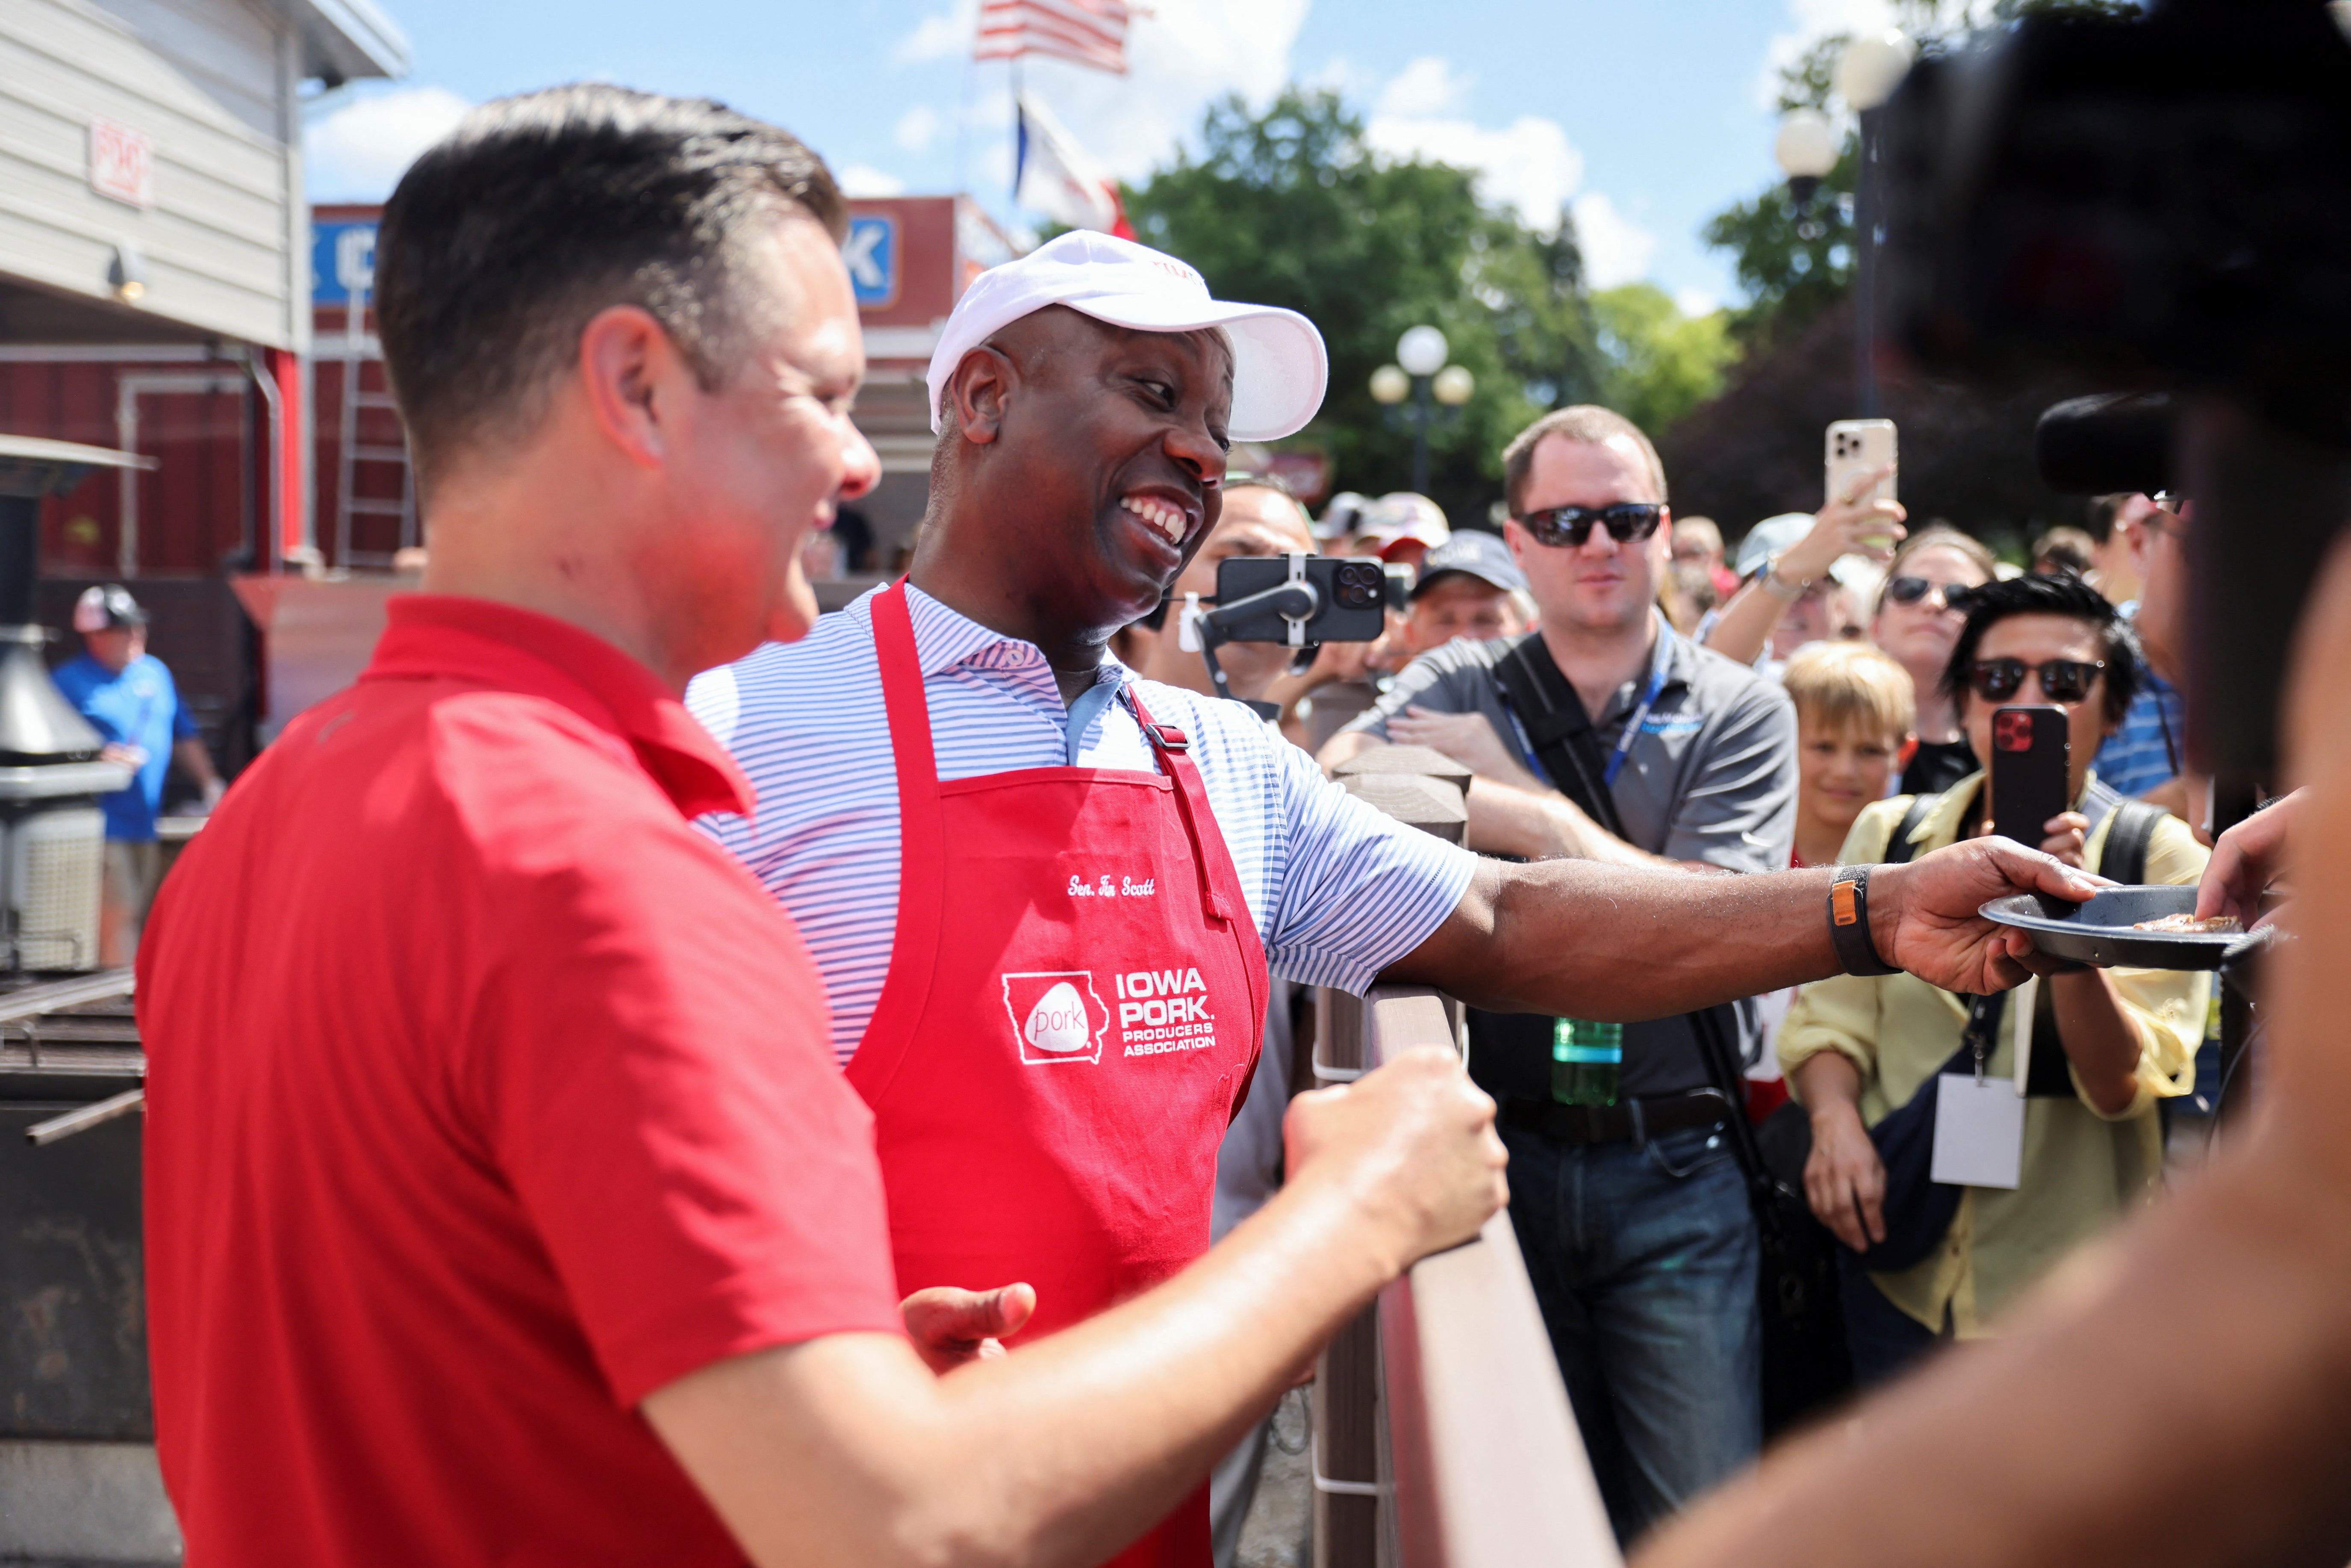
[1603,652,1672,788]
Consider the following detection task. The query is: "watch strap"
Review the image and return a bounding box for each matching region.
[1829,864,1899,977]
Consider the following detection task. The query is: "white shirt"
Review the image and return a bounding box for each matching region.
[688,584,1478,1066]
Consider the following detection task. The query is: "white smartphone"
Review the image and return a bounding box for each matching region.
[1826,419,1899,531]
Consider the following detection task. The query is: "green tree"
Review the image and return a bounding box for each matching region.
[1123,88,1603,523]
[1589,285,1738,436]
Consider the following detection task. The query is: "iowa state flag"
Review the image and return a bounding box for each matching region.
[1015,90,1134,239]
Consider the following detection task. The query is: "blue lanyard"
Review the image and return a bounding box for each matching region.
[1603,652,1672,788]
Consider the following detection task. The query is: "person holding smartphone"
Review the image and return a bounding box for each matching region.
[1781,572,2210,1386]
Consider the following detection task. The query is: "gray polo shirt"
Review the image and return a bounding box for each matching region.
[1341,613,1796,1097]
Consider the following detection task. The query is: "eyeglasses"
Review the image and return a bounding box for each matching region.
[1513,502,1665,549]
[1968,657,2105,704]
[1885,575,1982,614]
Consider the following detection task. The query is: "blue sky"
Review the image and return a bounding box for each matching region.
[305,0,1901,315]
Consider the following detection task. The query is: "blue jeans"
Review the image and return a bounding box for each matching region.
[1837,1247,1947,1388]
[1501,1120,1762,1547]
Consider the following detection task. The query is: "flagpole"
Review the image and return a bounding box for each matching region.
[1010,55,1024,207]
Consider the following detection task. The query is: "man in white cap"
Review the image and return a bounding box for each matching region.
[695,230,2106,1562]
[54,582,224,963]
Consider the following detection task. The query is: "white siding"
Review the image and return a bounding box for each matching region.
[0,0,297,347]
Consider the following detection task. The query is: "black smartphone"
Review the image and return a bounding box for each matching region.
[1213,555,1389,644]
[1988,705,2070,848]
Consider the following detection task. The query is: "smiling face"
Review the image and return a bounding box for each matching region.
[940,306,1234,643]
[1798,712,1900,845]
[657,213,878,658]
[1501,433,1669,637]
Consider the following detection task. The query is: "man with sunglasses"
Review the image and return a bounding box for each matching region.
[1321,405,1803,1541]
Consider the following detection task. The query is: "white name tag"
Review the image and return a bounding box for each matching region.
[1932,1073,2024,1190]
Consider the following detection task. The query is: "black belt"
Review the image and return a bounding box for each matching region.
[1502,1088,1736,1147]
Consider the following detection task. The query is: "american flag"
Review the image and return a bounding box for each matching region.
[975,0,1133,75]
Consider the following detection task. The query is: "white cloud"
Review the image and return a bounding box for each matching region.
[1569,192,1657,288]
[1361,59,1582,235]
[305,85,471,200]
[895,104,943,153]
[1365,112,1584,233]
[896,0,977,65]
[837,162,908,197]
[1373,55,1472,118]
[1674,285,1724,318]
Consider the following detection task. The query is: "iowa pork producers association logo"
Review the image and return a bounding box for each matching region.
[1002,971,1111,1065]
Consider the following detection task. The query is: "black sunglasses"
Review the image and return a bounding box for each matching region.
[1969,657,2105,705]
[1886,575,1982,613]
[1513,502,1665,549]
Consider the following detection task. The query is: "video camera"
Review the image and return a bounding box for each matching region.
[1878,0,2351,783]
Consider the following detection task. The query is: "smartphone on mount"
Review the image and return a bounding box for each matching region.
[1988,705,2070,849]
[1211,555,1390,645]
[1827,419,1900,548]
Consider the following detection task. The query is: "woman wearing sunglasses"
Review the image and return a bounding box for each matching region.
[1871,528,2000,797]
[1776,571,2210,1387]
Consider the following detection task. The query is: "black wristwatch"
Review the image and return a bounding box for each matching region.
[1828,864,1900,977]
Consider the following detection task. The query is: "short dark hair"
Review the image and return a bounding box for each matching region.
[1940,570,2140,727]
[375,84,845,484]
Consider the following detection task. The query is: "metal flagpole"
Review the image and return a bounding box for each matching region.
[1010,55,1025,205]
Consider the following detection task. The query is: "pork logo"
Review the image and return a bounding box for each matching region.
[1002,971,1110,1065]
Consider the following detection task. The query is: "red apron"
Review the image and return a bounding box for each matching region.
[849,582,1270,1568]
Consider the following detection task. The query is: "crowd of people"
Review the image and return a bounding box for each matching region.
[121,81,2314,1568]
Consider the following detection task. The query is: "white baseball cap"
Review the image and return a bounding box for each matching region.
[925,230,1329,443]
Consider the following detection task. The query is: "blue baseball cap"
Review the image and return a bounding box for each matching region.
[1411,530,1526,599]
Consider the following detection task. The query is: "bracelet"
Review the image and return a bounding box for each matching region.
[1760,557,1810,601]
[1828,864,1900,976]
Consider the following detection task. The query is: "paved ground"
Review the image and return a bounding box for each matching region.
[1235,1390,1313,1568]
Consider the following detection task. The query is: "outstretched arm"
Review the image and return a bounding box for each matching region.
[645,1049,1508,1568]
[1383,840,2103,1017]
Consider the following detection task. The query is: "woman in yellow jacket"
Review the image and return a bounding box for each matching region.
[1779,572,2210,1385]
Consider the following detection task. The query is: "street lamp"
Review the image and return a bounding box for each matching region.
[1372,326,1470,495]
[1772,109,1838,238]
[1837,28,1912,418]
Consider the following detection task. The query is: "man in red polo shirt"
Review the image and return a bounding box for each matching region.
[137,85,1508,1568]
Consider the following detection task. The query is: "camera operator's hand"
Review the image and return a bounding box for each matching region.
[1780,467,1908,584]
[1870,839,2109,993]
[1282,1046,1508,1273]
[2197,789,2302,928]
[898,1283,1037,1375]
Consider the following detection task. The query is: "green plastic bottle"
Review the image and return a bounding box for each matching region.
[1551,1017,1623,1107]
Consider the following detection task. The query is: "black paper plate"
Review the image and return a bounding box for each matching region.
[1979,885,2248,970]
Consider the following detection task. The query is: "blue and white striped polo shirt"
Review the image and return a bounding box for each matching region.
[687,584,1478,1067]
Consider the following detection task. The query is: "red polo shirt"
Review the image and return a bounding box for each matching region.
[139,596,902,1567]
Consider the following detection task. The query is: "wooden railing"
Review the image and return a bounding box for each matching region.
[1314,748,1620,1568]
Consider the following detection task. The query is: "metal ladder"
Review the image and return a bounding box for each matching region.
[332,283,415,568]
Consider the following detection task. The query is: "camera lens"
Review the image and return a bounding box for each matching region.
[1332,562,1379,608]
